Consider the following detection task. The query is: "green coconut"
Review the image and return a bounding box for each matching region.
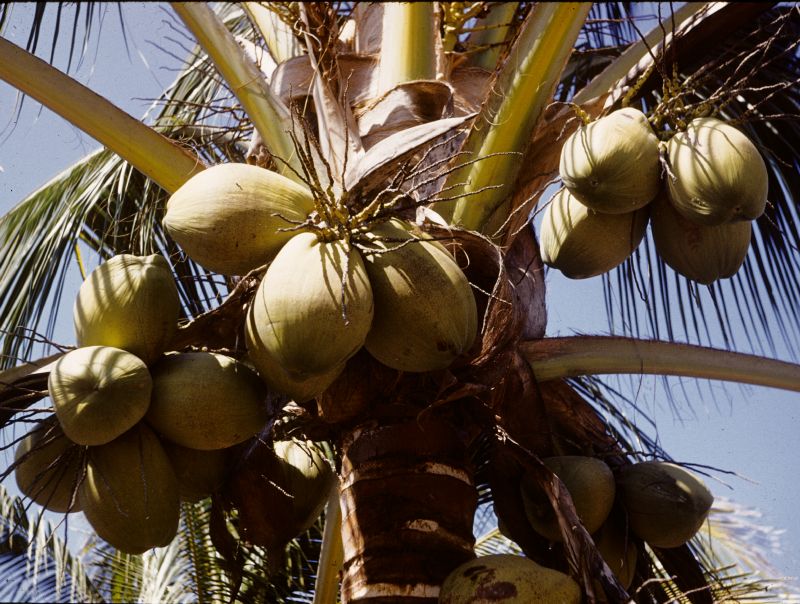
[73,254,179,365]
[361,219,477,372]
[559,107,661,214]
[163,163,315,275]
[594,518,637,592]
[617,461,714,549]
[79,423,179,554]
[521,456,616,542]
[651,191,751,284]
[14,418,83,513]
[245,309,344,403]
[439,554,581,604]
[666,117,768,226]
[274,440,334,531]
[147,352,268,450]
[247,231,374,381]
[48,346,152,446]
[540,188,649,279]
[161,440,229,502]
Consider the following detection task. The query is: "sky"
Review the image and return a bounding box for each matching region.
[0,1,798,588]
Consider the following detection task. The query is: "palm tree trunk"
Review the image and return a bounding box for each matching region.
[338,403,477,603]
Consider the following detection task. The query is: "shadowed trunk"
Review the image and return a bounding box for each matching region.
[339,404,477,603]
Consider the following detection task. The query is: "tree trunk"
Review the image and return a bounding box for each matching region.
[338,404,477,603]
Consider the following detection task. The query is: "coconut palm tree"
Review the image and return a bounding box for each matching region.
[1,2,799,602]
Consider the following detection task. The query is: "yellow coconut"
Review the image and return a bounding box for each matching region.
[617,461,713,549]
[361,219,477,372]
[440,554,581,604]
[559,107,661,213]
[651,191,751,284]
[521,456,616,542]
[247,231,373,381]
[245,309,344,403]
[274,440,334,531]
[79,423,179,554]
[14,418,83,513]
[540,188,649,279]
[48,346,152,446]
[666,117,768,226]
[147,352,268,450]
[161,440,229,502]
[73,254,179,365]
[163,163,315,275]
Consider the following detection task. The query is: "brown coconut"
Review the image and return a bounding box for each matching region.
[79,423,179,554]
[540,188,649,279]
[163,163,315,275]
[361,219,477,372]
[521,455,616,542]
[73,254,179,365]
[666,117,768,226]
[594,516,637,593]
[559,107,661,214]
[161,440,229,502]
[146,352,268,450]
[246,232,374,381]
[617,461,713,549]
[14,418,83,513]
[48,346,152,446]
[651,191,751,284]
[439,554,581,604]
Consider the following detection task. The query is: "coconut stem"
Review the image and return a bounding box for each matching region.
[378,2,437,94]
[522,336,800,393]
[312,482,344,604]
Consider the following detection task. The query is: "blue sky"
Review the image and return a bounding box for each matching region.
[1,1,798,586]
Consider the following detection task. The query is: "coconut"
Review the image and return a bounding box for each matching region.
[73,254,179,365]
[540,188,649,279]
[361,219,477,372]
[79,423,179,554]
[247,232,373,380]
[163,163,315,275]
[14,418,83,513]
[666,117,768,225]
[274,440,334,531]
[617,461,713,549]
[521,456,615,542]
[161,440,229,502]
[439,554,581,604]
[147,352,268,450]
[594,518,637,592]
[245,309,344,403]
[651,191,751,284]
[48,346,152,446]
[559,107,661,213]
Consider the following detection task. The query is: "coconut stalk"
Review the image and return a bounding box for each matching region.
[0,37,204,194]
[522,336,800,393]
[171,2,302,181]
[377,2,438,94]
[464,2,519,71]
[439,3,592,234]
[243,2,304,64]
[312,483,344,604]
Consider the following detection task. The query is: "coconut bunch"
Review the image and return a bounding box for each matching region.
[652,117,767,284]
[543,108,768,285]
[14,254,275,553]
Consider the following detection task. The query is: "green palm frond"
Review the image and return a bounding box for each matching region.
[0,485,102,603]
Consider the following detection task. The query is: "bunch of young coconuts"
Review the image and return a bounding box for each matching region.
[541,107,768,284]
[13,127,720,596]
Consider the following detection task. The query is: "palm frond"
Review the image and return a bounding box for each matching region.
[0,485,102,603]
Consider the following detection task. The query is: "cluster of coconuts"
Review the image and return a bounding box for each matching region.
[13,252,329,554]
[541,108,768,285]
[164,163,478,402]
[507,456,713,595]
